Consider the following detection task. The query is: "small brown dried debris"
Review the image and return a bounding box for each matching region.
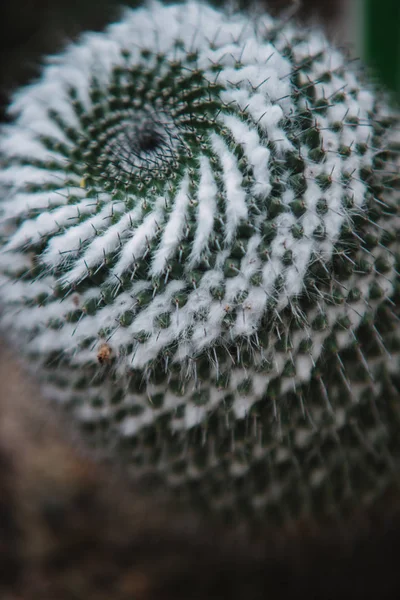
[97,343,112,365]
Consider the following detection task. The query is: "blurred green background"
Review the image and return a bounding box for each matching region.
[363,0,400,99]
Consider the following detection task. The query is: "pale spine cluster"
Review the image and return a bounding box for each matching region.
[0,1,399,520]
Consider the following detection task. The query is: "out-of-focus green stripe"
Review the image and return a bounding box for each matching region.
[363,0,400,97]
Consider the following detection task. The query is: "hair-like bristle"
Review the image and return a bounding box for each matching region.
[0,1,399,523]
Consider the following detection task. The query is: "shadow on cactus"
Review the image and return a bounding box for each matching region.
[0,0,399,524]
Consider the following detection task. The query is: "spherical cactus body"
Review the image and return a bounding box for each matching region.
[0,1,399,522]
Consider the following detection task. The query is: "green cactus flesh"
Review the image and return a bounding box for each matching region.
[0,1,399,523]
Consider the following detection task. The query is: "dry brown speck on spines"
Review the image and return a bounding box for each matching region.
[97,342,113,365]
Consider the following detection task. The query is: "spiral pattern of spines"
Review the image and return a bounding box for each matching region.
[0,1,399,521]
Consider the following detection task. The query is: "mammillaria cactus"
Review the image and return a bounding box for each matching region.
[0,0,399,523]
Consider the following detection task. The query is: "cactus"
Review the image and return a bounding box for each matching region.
[0,0,399,523]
